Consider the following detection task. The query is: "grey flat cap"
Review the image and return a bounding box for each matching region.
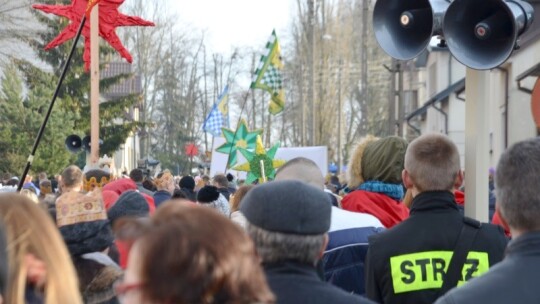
[240,180,331,235]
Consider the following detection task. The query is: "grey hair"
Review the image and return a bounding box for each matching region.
[246,223,326,265]
[496,138,540,232]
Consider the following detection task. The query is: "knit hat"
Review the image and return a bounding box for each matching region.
[179,176,196,191]
[361,136,408,184]
[56,190,114,256]
[103,178,137,195]
[197,185,220,203]
[107,190,149,225]
[102,190,120,210]
[240,180,331,235]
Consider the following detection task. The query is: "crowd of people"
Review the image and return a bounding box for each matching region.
[0,133,538,303]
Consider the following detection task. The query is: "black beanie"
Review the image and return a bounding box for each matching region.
[107,190,149,225]
[179,176,196,191]
[197,185,220,203]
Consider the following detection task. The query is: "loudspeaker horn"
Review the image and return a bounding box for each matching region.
[443,0,534,70]
[82,136,103,152]
[65,135,82,153]
[373,0,450,60]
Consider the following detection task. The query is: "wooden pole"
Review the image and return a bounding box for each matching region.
[90,5,100,166]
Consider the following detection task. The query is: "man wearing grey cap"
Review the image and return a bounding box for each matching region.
[241,180,374,304]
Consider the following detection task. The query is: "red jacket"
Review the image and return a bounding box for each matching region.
[341,190,409,228]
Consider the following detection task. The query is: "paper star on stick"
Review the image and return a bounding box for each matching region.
[233,136,286,184]
[216,119,263,168]
[33,0,155,71]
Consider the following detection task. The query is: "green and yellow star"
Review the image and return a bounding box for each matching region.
[216,119,263,168]
[233,136,286,184]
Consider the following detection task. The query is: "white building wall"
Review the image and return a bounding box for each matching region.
[506,39,540,146]
[417,39,540,171]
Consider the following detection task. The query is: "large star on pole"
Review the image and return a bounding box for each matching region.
[216,119,263,168]
[233,136,286,184]
[33,0,154,71]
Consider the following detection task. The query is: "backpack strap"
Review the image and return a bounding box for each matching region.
[439,217,481,295]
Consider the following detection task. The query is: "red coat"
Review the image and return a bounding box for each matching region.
[341,190,409,228]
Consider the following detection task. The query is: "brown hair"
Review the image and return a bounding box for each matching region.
[61,165,83,189]
[212,174,229,188]
[405,133,460,192]
[230,185,254,212]
[0,193,82,304]
[132,202,274,303]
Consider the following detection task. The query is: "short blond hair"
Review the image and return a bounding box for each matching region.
[405,133,460,192]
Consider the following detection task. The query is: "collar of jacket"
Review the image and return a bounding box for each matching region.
[410,191,458,214]
[263,260,318,277]
[506,231,540,257]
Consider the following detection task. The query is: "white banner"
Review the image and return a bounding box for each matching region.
[210,137,328,179]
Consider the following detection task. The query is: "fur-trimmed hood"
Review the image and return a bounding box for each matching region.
[347,135,378,189]
[74,253,123,304]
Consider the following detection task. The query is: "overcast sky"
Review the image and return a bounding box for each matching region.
[169,0,293,55]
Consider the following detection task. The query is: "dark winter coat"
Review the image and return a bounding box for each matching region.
[365,191,508,304]
[74,252,123,304]
[435,231,540,304]
[153,190,172,207]
[264,261,375,304]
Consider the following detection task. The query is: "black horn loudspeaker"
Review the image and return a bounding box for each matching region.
[65,135,82,153]
[443,0,534,70]
[373,0,450,60]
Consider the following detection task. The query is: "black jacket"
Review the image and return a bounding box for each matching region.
[264,261,374,304]
[365,191,508,304]
[435,231,540,304]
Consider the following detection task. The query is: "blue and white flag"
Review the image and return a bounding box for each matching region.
[203,86,229,136]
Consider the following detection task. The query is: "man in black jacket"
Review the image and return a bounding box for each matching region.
[241,180,374,304]
[436,138,540,304]
[365,133,508,304]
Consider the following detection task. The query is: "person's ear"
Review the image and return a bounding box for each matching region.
[402,169,414,190]
[25,254,47,288]
[454,170,464,190]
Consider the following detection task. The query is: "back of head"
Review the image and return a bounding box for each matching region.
[38,172,48,181]
[241,180,331,265]
[361,136,408,184]
[155,171,174,191]
[134,203,274,303]
[0,193,82,303]
[213,174,229,188]
[230,184,255,212]
[405,133,460,192]
[56,190,114,256]
[61,165,83,189]
[197,185,220,204]
[275,157,324,189]
[179,175,196,191]
[129,169,144,183]
[496,138,540,232]
[107,190,150,226]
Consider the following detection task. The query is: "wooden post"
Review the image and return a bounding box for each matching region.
[464,68,490,222]
[90,5,100,166]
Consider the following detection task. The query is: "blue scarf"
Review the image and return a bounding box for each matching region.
[358,180,404,201]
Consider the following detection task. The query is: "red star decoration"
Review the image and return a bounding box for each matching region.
[33,0,154,71]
